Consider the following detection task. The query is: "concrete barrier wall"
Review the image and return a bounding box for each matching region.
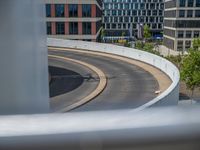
[47,38,180,109]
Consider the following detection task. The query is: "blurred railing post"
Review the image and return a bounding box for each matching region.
[0,0,49,114]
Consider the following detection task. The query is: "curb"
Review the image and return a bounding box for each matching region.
[48,55,107,112]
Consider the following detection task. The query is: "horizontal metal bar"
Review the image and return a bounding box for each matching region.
[0,106,200,149]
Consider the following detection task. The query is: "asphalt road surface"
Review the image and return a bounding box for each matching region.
[49,57,99,111]
[49,49,159,112]
[49,66,84,97]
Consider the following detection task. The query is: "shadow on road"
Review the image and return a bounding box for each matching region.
[49,66,84,97]
[49,66,101,98]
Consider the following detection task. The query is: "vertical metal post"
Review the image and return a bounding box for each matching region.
[0,0,49,114]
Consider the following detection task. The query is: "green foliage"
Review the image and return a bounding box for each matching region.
[192,38,200,51]
[124,41,131,47]
[143,43,154,51]
[143,24,151,40]
[181,50,200,91]
[135,41,160,55]
[122,31,126,37]
[180,38,200,96]
[135,41,143,50]
[165,55,183,69]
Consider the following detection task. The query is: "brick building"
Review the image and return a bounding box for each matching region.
[45,0,102,41]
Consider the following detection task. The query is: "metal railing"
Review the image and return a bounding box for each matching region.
[0,106,200,149]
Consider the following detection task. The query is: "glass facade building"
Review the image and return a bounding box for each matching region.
[103,0,164,38]
[164,0,200,51]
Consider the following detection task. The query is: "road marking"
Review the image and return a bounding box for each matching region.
[48,55,107,112]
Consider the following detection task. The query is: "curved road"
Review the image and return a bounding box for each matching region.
[49,57,99,111]
[49,49,159,112]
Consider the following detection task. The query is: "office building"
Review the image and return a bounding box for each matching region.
[103,0,164,40]
[164,0,200,51]
[45,0,102,41]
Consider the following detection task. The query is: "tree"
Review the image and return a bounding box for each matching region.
[166,55,183,69]
[135,41,143,50]
[192,38,200,51]
[181,50,200,101]
[143,24,151,42]
[135,41,160,55]
[120,31,127,45]
[122,31,126,37]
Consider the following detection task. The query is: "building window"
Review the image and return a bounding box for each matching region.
[82,22,91,34]
[69,22,78,34]
[195,10,200,17]
[119,17,123,22]
[178,31,184,38]
[152,24,157,29]
[118,10,122,16]
[150,3,155,9]
[132,10,137,16]
[196,0,200,7]
[134,17,138,23]
[186,31,192,38]
[185,41,191,49]
[69,4,78,17]
[187,0,194,7]
[160,3,164,9]
[150,17,154,23]
[46,4,51,17]
[179,0,186,7]
[140,3,145,9]
[127,10,131,16]
[104,17,109,22]
[46,22,51,35]
[187,10,193,17]
[123,23,126,29]
[179,10,185,17]
[125,3,129,9]
[159,10,163,16]
[153,10,157,16]
[55,4,64,17]
[112,10,117,16]
[177,41,183,51]
[125,17,129,22]
[56,22,65,35]
[194,31,200,38]
[82,4,91,17]
[158,24,162,29]
[114,17,118,23]
[118,24,121,29]
[112,23,116,29]
[160,17,164,22]
[135,3,139,9]
[106,24,110,29]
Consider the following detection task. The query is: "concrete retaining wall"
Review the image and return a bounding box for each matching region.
[47,38,180,109]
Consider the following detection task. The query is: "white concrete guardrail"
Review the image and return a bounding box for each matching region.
[47,38,180,109]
